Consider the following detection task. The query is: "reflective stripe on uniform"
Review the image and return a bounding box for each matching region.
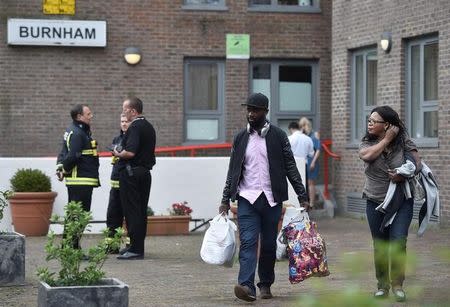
[81,149,98,156]
[110,180,120,188]
[66,131,73,149]
[65,177,99,186]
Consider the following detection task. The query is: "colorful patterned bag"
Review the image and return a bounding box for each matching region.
[282,212,330,283]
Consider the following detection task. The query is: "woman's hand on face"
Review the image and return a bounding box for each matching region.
[384,125,399,143]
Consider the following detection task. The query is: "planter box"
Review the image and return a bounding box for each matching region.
[0,231,25,286]
[147,215,190,235]
[38,278,129,307]
[9,191,57,236]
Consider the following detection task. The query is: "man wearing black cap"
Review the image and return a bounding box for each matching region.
[219,92,309,302]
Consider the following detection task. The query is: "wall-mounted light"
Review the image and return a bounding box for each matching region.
[380,32,392,53]
[124,47,141,65]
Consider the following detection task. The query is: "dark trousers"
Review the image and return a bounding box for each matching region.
[237,194,282,295]
[366,198,413,290]
[66,185,94,249]
[106,188,124,238]
[120,167,151,254]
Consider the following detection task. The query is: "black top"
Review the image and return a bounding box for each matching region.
[57,120,100,183]
[221,124,307,204]
[118,116,156,170]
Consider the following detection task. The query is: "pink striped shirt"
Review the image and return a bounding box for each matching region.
[238,131,277,207]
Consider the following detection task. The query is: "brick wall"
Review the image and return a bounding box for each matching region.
[0,0,331,157]
[332,0,450,224]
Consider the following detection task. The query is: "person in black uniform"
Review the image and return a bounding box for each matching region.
[106,114,130,252]
[113,97,156,260]
[57,104,100,249]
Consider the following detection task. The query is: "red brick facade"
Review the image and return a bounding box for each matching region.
[332,0,450,224]
[0,0,331,157]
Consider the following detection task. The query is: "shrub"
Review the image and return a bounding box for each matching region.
[36,201,124,286]
[10,168,51,192]
[147,206,155,216]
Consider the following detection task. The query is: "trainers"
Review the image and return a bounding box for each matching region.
[392,288,406,302]
[119,246,130,255]
[373,288,389,299]
[234,284,256,302]
[260,286,273,299]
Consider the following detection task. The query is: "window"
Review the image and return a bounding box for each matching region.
[250,61,318,134]
[183,0,227,10]
[407,37,438,143]
[184,59,225,142]
[248,0,320,12]
[351,48,377,143]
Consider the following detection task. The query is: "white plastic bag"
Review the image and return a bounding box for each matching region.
[276,207,308,260]
[200,214,237,267]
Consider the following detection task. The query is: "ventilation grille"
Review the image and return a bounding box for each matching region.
[347,193,439,223]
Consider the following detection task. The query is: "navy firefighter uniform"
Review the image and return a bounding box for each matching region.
[106,132,125,238]
[57,120,100,210]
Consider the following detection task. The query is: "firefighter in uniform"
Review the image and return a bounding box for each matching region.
[106,114,130,253]
[56,104,100,249]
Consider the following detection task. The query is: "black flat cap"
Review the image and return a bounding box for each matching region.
[241,93,269,109]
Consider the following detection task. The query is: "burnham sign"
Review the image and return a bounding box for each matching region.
[7,18,107,47]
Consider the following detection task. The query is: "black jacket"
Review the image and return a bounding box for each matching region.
[110,132,125,184]
[57,121,100,187]
[221,124,308,204]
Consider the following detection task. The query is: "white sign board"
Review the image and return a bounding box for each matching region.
[7,18,107,47]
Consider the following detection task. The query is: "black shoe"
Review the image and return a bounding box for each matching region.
[260,286,273,299]
[117,251,144,260]
[234,284,256,302]
[392,288,406,302]
[119,246,130,255]
[81,254,90,261]
[373,288,389,299]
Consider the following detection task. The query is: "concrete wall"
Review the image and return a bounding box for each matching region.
[0,157,305,233]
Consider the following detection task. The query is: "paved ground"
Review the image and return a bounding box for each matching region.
[1,216,450,307]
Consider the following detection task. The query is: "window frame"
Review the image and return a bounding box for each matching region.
[182,0,228,11]
[406,36,439,147]
[183,58,225,143]
[249,60,319,133]
[248,0,321,13]
[350,47,378,144]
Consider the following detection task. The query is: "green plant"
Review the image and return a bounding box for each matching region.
[147,206,154,216]
[37,201,123,287]
[10,168,51,192]
[0,190,12,224]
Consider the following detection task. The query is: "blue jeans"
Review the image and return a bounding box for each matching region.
[366,198,413,290]
[237,194,282,295]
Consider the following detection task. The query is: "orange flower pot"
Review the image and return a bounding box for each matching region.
[9,192,57,236]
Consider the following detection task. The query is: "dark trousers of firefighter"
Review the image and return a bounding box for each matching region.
[106,188,124,238]
[66,185,94,249]
[119,167,151,255]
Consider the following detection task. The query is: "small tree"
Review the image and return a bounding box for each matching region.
[37,201,124,286]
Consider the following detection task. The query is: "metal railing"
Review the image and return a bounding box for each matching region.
[321,139,341,200]
[98,140,340,200]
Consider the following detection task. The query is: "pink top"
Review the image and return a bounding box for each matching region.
[238,132,277,207]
